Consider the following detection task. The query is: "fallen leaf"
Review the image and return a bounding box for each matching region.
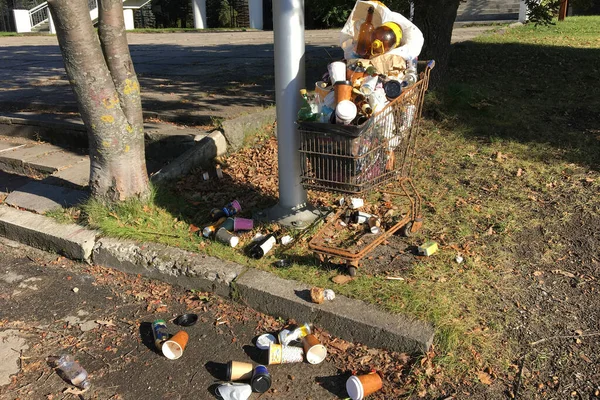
[533,271,543,277]
[189,224,200,233]
[332,275,353,285]
[477,371,493,385]
[516,168,523,177]
[552,269,576,278]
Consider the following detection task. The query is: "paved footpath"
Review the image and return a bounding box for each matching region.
[0,238,346,399]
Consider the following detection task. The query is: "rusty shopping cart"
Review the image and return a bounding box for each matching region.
[298,60,434,276]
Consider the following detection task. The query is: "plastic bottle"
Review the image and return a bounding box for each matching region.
[47,355,91,390]
[249,233,277,259]
[297,89,319,122]
[370,22,403,57]
[402,58,418,88]
[355,6,375,58]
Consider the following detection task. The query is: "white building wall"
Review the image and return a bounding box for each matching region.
[13,9,32,33]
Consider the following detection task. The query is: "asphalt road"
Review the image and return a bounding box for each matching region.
[0,238,347,400]
[0,26,495,119]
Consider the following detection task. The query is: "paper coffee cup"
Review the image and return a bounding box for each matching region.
[346,372,383,400]
[268,344,304,365]
[233,217,253,232]
[315,81,332,101]
[255,333,276,350]
[215,227,239,248]
[162,331,189,360]
[361,75,378,93]
[350,198,364,209]
[227,361,254,381]
[302,334,327,365]
[216,383,252,399]
[334,80,353,104]
[328,61,347,85]
[335,100,357,125]
[221,217,235,231]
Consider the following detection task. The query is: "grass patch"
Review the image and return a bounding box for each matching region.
[48,15,600,383]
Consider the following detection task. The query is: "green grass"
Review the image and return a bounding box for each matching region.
[50,15,600,382]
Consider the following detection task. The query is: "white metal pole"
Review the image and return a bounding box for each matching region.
[259,0,318,227]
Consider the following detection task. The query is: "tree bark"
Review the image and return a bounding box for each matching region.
[47,0,150,202]
[412,0,461,89]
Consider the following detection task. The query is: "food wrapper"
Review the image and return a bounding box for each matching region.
[340,0,424,73]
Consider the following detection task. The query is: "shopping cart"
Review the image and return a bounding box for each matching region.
[298,60,434,276]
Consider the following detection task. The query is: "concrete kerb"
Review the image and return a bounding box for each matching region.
[92,238,242,298]
[0,204,435,353]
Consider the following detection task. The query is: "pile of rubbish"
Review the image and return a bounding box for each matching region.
[297,0,424,126]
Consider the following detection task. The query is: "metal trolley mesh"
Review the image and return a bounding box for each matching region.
[298,68,430,195]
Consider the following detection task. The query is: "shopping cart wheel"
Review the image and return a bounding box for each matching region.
[346,260,359,277]
[348,265,358,277]
[400,222,413,237]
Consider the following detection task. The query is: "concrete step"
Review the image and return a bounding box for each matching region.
[0,112,209,160]
[4,181,88,214]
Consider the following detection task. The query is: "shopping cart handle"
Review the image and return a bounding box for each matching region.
[427,60,435,70]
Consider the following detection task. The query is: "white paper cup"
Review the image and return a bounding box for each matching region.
[368,88,388,113]
[350,198,364,209]
[255,333,276,350]
[360,75,379,95]
[216,383,252,400]
[335,100,357,125]
[328,61,347,85]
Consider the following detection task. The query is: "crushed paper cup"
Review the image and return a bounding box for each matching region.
[256,333,277,350]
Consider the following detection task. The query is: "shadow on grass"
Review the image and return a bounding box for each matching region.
[432,41,600,170]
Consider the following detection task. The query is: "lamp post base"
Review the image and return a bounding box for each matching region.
[254,202,321,229]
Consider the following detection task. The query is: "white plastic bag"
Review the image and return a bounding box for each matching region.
[340,0,424,61]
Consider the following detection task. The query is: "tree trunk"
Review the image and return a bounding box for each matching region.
[47,0,150,202]
[412,0,461,89]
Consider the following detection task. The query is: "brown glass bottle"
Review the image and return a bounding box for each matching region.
[354,6,375,58]
[370,22,403,57]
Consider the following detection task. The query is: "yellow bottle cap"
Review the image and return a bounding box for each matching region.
[300,89,307,95]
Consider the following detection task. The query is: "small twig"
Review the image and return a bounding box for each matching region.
[513,355,526,399]
[138,229,182,238]
[529,331,600,346]
[189,370,199,385]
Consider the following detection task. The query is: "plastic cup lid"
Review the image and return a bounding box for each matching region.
[256,333,276,350]
[336,100,357,121]
[174,313,198,327]
[346,375,364,400]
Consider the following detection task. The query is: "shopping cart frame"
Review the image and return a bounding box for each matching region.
[298,61,434,275]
